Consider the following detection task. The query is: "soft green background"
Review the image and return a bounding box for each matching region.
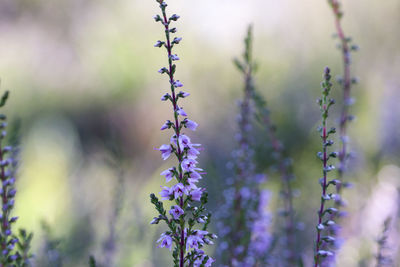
[0,0,398,266]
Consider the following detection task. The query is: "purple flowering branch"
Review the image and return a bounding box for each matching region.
[227,28,256,264]
[327,0,358,211]
[150,1,215,266]
[217,26,271,266]
[314,67,338,267]
[0,91,21,265]
[326,1,358,256]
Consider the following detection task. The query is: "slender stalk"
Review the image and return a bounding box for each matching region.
[160,7,186,266]
[315,109,328,267]
[218,26,271,266]
[229,32,255,265]
[328,0,357,206]
[376,217,392,267]
[151,2,215,266]
[261,114,296,264]
[325,3,359,258]
[314,67,337,267]
[0,138,7,267]
[252,75,298,264]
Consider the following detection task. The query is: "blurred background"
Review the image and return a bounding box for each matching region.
[0,0,399,266]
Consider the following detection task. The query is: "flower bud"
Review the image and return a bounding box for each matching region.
[169,14,180,21]
[154,40,165,48]
[153,14,162,22]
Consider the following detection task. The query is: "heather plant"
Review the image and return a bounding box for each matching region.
[216,26,271,267]
[314,67,339,266]
[0,90,23,266]
[327,0,358,237]
[0,98,34,267]
[375,217,393,267]
[149,1,216,266]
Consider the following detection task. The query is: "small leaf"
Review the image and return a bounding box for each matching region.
[0,91,9,108]
[89,256,97,267]
[233,58,245,73]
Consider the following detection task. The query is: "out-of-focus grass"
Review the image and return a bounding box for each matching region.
[0,0,398,265]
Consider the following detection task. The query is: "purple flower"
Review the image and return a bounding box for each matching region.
[160,186,172,200]
[194,255,215,267]
[157,233,173,250]
[154,40,164,47]
[187,145,200,159]
[170,14,180,21]
[160,168,175,182]
[178,91,190,98]
[181,158,198,172]
[171,134,192,151]
[153,14,162,22]
[9,254,17,261]
[176,107,187,116]
[161,93,170,101]
[170,205,184,220]
[173,37,182,44]
[240,187,251,200]
[158,144,172,160]
[161,120,172,130]
[173,80,183,87]
[189,171,202,180]
[205,257,215,267]
[158,67,168,74]
[181,158,203,172]
[178,134,191,148]
[150,217,160,224]
[190,188,203,201]
[195,230,208,238]
[186,234,203,250]
[184,119,198,131]
[188,171,202,186]
[170,54,180,61]
[172,183,188,199]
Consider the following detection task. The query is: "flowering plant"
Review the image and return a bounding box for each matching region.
[217,26,271,267]
[325,0,359,256]
[0,90,19,266]
[314,67,340,266]
[150,1,216,266]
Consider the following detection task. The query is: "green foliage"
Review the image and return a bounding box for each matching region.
[88,256,97,267]
[15,229,34,267]
[0,90,9,108]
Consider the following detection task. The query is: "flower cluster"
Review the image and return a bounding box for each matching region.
[150,1,216,266]
[314,67,340,267]
[216,26,271,267]
[0,90,21,266]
